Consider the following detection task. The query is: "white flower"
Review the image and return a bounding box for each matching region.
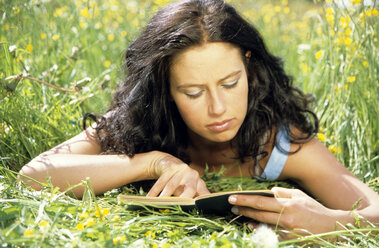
[251,224,279,248]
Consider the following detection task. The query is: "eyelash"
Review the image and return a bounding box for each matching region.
[184,79,239,99]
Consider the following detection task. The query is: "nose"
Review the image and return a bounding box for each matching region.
[208,90,226,116]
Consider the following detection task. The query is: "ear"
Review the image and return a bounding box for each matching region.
[245,50,251,59]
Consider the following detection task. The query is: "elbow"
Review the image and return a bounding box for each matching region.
[19,161,45,191]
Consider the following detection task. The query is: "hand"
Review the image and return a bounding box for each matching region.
[146,153,210,198]
[228,187,342,238]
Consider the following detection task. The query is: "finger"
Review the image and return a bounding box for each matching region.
[229,194,283,213]
[233,206,284,227]
[147,171,175,197]
[196,179,210,196]
[271,187,304,198]
[179,187,197,198]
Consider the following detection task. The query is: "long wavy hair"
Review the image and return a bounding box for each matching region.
[86,0,318,169]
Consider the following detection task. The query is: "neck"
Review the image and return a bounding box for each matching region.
[187,129,236,153]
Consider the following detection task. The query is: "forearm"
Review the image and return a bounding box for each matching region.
[333,206,379,230]
[19,152,159,198]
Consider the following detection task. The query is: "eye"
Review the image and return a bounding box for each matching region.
[184,90,203,99]
[222,79,238,89]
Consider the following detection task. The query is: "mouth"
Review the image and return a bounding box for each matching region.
[206,119,233,132]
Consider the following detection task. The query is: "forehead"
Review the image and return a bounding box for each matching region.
[169,42,244,84]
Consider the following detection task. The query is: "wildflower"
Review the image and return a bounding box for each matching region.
[104,60,111,68]
[24,228,35,237]
[328,145,341,153]
[41,33,46,40]
[80,7,89,18]
[152,244,159,248]
[283,7,290,14]
[52,34,60,40]
[362,61,368,67]
[159,209,170,213]
[107,34,115,41]
[347,76,356,83]
[339,16,350,29]
[144,230,156,239]
[250,224,278,248]
[326,0,333,2]
[79,21,87,29]
[113,236,126,245]
[76,223,84,230]
[350,0,362,4]
[84,218,95,227]
[13,7,20,14]
[274,6,281,13]
[26,44,33,52]
[112,215,120,222]
[39,220,48,227]
[344,85,348,90]
[121,31,127,37]
[78,212,89,220]
[317,133,326,142]
[282,0,288,5]
[315,50,323,60]
[300,63,309,73]
[4,24,10,31]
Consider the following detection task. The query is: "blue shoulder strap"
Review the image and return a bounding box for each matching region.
[256,127,290,181]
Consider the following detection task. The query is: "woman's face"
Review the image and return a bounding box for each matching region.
[169,42,249,144]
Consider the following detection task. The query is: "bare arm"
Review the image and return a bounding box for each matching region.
[228,136,379,237]
[19,126,209,198]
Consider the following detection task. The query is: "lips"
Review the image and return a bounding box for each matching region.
[206,119,233,132]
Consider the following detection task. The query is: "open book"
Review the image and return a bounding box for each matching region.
[118,190,274,215]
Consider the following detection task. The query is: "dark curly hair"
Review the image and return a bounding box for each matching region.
[85,0,318,172]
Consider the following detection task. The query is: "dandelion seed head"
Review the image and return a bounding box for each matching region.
[251,224,278,248]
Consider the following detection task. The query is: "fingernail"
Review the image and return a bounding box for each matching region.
[228,196,237,203]
[231,206,239,214]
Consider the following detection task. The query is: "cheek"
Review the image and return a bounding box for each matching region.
[174,98,203,126]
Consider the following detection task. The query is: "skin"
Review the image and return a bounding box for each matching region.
[19,42,379,238]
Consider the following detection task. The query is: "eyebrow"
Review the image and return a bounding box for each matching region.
[176,70,242,89]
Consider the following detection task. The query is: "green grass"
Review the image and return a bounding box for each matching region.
[1,0,378,247]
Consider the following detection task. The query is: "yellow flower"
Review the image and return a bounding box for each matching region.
[79,21,87,29]
[362,61,368,67]
[13,7,20,14]
[76,223,84,230]
[328,145,341,154]
[121,31,127,37]
[107,34,115,41]
[79,212,89,220]
[283,7,290,14]
[4,24,10,31]
[23,229,34,236]
[372,8,379,16]
[159,209,171,213]
[152,244,159,248]
[350,0,362,4]
[112,215,120,222]
[113,236,126,245]
[80,7,89,18]
[26,44,33,52]
[282,0,288,5]
[144,230,156,239]
[347,76,356,83]
[339,16,350,29]
[84,218,95,227]
[104,60,111,68]
[315,50,323,60]
[52,34,60,40]
[344,84,348,90]
[41,33,46,40]
[39,220,48,227]
[317,133,326,142]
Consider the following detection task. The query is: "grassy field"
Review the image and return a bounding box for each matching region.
[1,0,378,247]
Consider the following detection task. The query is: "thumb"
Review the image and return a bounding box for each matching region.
[271,187,296,198]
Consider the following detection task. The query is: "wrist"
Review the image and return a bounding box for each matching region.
[329,209,357,231]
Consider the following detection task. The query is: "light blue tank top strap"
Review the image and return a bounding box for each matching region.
[254,126,290,181]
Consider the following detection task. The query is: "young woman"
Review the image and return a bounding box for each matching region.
[20,0,379,237]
